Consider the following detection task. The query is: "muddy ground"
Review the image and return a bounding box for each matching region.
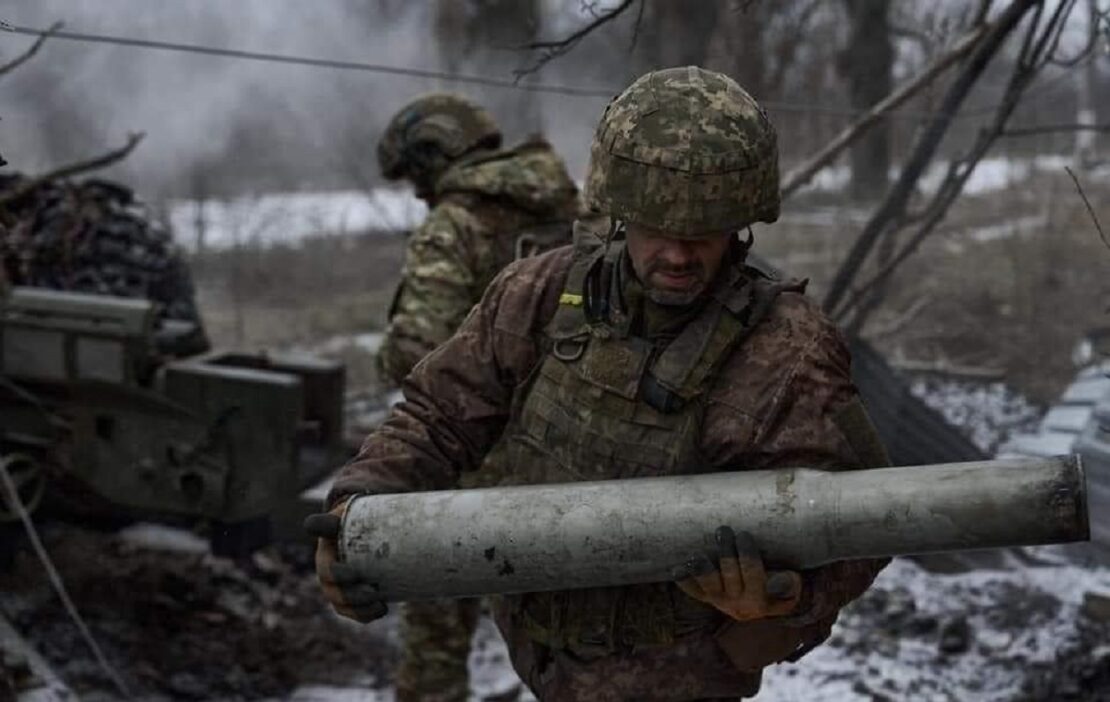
[0,524,396,701]
[7,525,1110,701]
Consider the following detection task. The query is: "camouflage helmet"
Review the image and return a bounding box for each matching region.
[377,93,502,180]
[584,66,780,237]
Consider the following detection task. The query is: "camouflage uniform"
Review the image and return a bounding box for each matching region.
[335,69,886,700]
[378,138,579,383]
[375,94,578,702]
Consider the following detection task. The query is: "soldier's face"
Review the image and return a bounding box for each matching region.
[625,224,732,306]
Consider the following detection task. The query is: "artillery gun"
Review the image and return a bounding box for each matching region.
[0,284,345,555]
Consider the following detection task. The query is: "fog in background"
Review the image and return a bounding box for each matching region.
[1,1,1105,205]
[0,1,625,200]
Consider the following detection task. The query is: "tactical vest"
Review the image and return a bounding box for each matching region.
[501,229,804,653]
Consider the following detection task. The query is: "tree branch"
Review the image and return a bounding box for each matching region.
[890,23,935,55]
[864,296,932,340]
[0,132,145,207]
[1049,0,1105,66]
[839,1,1090,334]
[781,20,991,199]
[0,21,62,78]
[514,0,638,79]
[821,0,1039,318]
[1065,165,1110,252]
[765,0,823,93]
[973,0,995,27]
[628,0,647,52]
[1001,122,1110,137]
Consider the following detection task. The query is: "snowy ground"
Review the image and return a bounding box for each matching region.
[168,189,427,251]
[760,555,1110,701]
[269,553,1110,702]
[163,155,1110,253]
[797,154,1088,199]
[907,377,1044,455]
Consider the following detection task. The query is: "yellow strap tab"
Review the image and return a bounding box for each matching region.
[559,293,584,306]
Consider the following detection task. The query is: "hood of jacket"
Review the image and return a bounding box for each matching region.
[434,137,579,216]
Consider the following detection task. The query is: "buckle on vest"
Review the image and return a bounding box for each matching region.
[642,374,686,413]
[553,337,587,362]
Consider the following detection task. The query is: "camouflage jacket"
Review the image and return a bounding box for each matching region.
[334,245,886,697]
[377,137,578,384]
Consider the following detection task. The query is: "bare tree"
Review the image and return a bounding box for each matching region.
[437,0,545,131]
[838,0,895,201]
[636,2,721,70]
[514,1,638,78]
[827,0,1100,336]
[0,24,146,192]
[0,132,145,208]
[780,18,994,198]
[0,21,62,78]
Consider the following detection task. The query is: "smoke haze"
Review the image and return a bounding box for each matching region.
[0,1,614,200]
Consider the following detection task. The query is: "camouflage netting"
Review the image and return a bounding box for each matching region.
[0,175,208,353]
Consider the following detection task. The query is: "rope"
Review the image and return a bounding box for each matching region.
[0,455,132,699]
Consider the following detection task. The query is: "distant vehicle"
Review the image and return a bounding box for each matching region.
[0,285,345,555]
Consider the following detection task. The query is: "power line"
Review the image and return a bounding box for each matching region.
[0,23,918,117]
[2,23,617,98]
[0,22,1076,121]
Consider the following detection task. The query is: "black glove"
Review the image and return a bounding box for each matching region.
[304,505,387,623]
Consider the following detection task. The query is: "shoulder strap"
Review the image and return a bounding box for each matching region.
[543,219,609,341]
[644,265,806,413]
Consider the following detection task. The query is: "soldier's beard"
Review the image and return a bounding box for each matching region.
[643,261,707,307]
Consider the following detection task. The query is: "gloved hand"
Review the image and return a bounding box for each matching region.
[304,498,388,623]
[674,525,803,622]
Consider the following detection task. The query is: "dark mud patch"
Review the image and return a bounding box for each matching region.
[0,523,397,700]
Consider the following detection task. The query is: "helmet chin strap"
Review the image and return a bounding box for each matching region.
[730,227,755,263]
[603,217,624,252]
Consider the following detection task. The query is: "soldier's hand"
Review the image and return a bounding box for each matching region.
[673,526,803,622]
[304,499,388,623]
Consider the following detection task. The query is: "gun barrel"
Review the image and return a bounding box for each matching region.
[339,455,1088,600]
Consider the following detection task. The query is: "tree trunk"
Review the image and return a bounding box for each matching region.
[640,2,721,72]
[839,0,894,201]
[822,0,1040,317]
[434,0,543,133]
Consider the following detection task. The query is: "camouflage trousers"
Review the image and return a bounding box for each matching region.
[492,604,761,702]
[395,598,481,702]
[394,447,515,702]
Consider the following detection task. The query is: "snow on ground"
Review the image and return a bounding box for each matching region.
[799,154,1084,198]
[115,523,210,555]
[759,557,1110,701]
[308,333,386,357]
[168,189,426,251]
[283,683,391,702]
[908,377,1043,455]
[357,556,1110,702]
[163,155,1100,253]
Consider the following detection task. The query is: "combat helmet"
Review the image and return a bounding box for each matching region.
[584,66,780,237]
[377,93,502,181]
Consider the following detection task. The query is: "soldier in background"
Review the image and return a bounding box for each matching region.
[374,93,579,702]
